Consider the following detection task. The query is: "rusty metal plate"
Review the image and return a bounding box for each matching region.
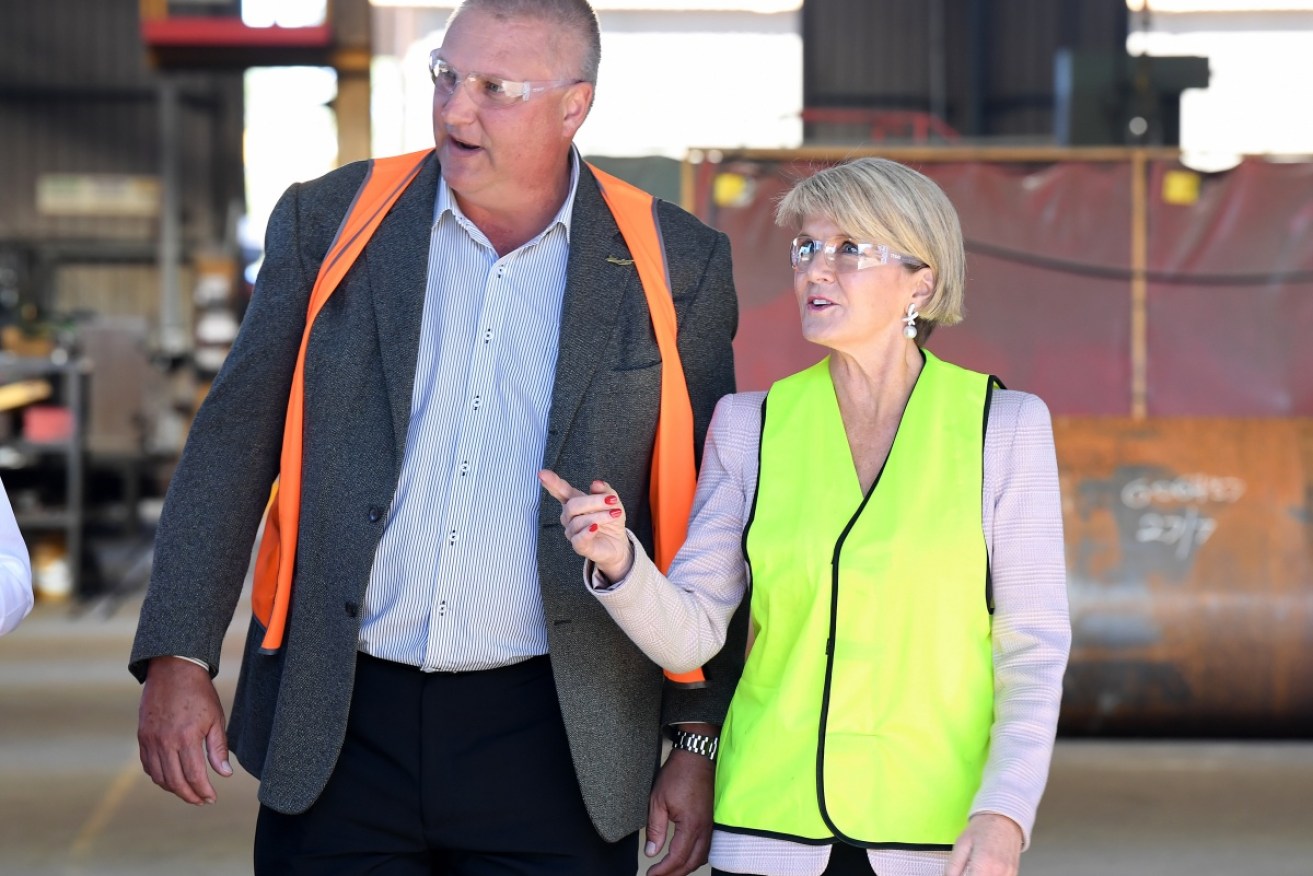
[1056,417,1313,736]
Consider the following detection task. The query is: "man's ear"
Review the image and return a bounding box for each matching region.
[561,82,593,139]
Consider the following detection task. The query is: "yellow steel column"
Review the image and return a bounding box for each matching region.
[331,0,373,166]
[1130,149,1149,420]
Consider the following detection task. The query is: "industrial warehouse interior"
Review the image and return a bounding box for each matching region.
[1,1,1310,875]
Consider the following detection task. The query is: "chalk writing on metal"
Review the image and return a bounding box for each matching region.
[1134,507,1218,559]
[1119,473,1246,563]
[1120,475,1246,509]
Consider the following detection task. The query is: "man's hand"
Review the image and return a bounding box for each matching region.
[539,470,634,582]
[644,728,716,876]
[946,812,1023,876]
[137,656,233,805]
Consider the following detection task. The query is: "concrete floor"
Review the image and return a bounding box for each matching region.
[2,596,1310,876]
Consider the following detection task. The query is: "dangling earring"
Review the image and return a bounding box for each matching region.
[902,303,919,339]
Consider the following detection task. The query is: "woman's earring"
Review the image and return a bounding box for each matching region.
[902,303,919,339]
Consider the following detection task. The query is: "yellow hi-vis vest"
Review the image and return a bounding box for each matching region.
[714,351,996,849]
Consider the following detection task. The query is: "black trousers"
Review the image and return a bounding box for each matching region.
[255,653,639,875]
[712,841,874,876]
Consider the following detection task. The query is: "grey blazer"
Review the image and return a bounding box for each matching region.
[130,153,746,842]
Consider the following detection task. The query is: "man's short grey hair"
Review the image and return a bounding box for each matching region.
[449,0,601,85]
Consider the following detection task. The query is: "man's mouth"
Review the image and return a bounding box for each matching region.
[449,135,480,152]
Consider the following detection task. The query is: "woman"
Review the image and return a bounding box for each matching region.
[541,157,1070,876]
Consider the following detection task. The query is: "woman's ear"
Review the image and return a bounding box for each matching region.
[910,268,935,308]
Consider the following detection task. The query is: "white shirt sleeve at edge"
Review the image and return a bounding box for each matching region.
[0,478,34,636]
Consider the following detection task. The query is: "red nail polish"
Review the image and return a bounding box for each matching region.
[609,509,622,518]
[604,495,619,506]
[589,523,599,532]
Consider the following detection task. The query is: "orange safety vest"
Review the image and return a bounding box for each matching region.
[251,150,706,686]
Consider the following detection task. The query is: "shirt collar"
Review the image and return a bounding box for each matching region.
[434,147,581,244]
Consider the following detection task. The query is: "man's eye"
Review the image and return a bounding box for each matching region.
[435,64,459,88]
[480,76,509,96]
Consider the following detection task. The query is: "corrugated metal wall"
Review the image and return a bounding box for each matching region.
[0,0,244,320]
[802,0,1127,142]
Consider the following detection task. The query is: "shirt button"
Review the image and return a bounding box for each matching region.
[459,462,470,475]
[472,396,481,410]
[367,505,383,522]
[449,530,458,544]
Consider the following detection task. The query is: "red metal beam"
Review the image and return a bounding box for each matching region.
[141,18,332,49]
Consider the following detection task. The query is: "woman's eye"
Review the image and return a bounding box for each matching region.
[837,240,862,256]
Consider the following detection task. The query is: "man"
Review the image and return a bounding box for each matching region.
[130,1,743,873]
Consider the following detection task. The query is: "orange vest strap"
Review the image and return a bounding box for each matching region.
[587,163,705,688]
[252,149,432,653]
[253,155,708,687]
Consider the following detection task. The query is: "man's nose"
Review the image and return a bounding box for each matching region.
[438,79,478,122]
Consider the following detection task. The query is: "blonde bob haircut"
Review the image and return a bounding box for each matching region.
[776,157,967,335]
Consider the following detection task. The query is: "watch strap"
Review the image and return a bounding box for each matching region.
[670,729,719,762]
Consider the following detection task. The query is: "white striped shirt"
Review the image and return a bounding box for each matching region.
[357,153,581,671]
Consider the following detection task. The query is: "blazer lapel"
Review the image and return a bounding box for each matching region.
[365,153,439,465]
[542,165,638,471]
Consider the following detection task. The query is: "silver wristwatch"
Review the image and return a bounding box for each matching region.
[669,729,719,762]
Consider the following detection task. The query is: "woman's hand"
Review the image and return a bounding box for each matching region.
[539,470,634,583]
[946,813,1022,876]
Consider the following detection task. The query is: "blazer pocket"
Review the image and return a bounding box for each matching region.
[610,358,662,373]
[585,362,662,464]
[590,360,662,401]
